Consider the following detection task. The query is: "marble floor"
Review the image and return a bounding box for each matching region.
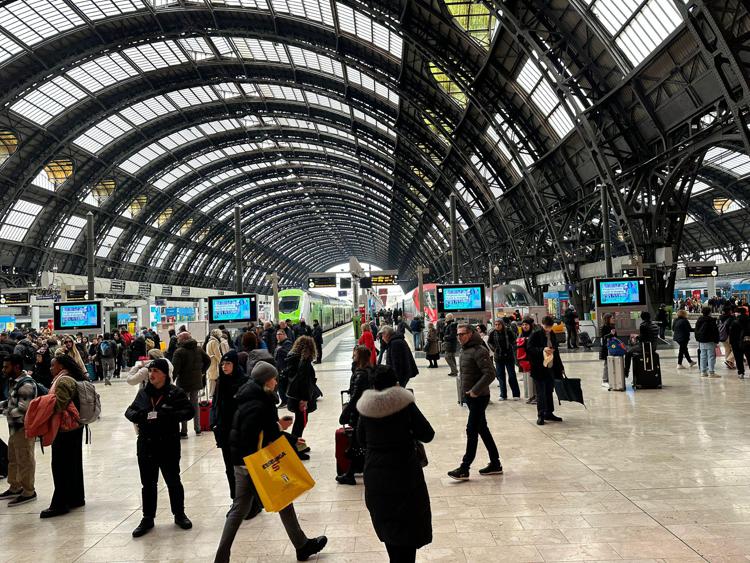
[1,328,750,562]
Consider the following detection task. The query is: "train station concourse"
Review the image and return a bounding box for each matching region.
[1,0,750,561]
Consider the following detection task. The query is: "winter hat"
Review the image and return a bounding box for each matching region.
[641,311,651,321]
[522,317,535,325]
[251,361,278,384]
[371,364,398,391]
[149,358,173,381]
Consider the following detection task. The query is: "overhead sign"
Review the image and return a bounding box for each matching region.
[2,292,30,305]
[359,277,372,289]
[66,289,88,301]
[370,274,398,285]
[161,285,173,296]
[138,282,151,297]
[339,277,352,289]
[621,268,638,278]
[686,265,718,278]
[308,276,337,289]
[110,279,125,294]
[338,290,348,297]
[180,286,191,297]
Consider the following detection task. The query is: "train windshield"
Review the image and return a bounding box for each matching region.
[278,296,300,314]
[507,291,530,306]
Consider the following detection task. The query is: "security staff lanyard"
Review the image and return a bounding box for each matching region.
[148,395,163,420]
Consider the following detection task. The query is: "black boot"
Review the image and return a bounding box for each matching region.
[296,536,328,561]
[132,518,154,537]
[174,513,192,529]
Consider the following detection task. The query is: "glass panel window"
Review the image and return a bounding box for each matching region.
[0,199,43,241]
[128,235,151,263]
[52,215,87,251]
[704,146,750,177]
[151,242,174,268]
[10,76,87,125]
[270,0,334,26]
[443,0,498,48]
[173,248,192,271]
[96,225,123,258]
[335,2,402,58]
[0,0,84,49]
[517,58,574,138]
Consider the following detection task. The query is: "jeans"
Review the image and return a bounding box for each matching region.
[444,351,457,375]
[50,427,85,510]
[495,360,519,399]
[214,467,306,563]
[7,426,35,495]
[181,390,201,433]
[677,342,693,365]
[412,332,421,351]
[698,342,716,373]
[602,359,608,383]
[461,395,500,469]
[534,376,555,418]
[137,441,184,518]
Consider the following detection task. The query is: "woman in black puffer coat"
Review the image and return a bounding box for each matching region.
[357,365,434,562]
[210,350,248,499]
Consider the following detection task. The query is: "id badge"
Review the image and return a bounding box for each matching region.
[147,410,157,420]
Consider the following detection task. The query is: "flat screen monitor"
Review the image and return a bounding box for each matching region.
[208,295,258,324]
[53,301,102,331]
[436,284,486,314]
[595,278,647,308]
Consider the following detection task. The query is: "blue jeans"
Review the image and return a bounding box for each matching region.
[495,360,520,399]
[698,342,716,373]
[412,332,421,350]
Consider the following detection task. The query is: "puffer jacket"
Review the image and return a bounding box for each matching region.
[124,382,194,455]
[229,380,283,465]
[1,375,38,429]
[246,348,275,376]
[172,339,211,392]
[458,332,495,396]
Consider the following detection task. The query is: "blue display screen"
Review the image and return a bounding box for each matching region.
[59,303,99,328]
[209,296,256,323]
[598,280,642,305]
[440,286,485,312]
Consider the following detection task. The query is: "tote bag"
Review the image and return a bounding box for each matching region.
[244,431,315,512]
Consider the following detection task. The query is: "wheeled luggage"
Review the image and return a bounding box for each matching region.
[456,371,465,405]
[607,356,626,391]
[632,342,662,390]
[199,400,212,431]
[579,332,593,349]
[336,390,355,475]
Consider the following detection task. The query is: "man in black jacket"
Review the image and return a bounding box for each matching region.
[274,328,293,407]
[442,314,458,377]
[448,325,502,480]
[311,320,323,364]
[730,307,750,379]
[487,319,519,400]
[380,326,418,388]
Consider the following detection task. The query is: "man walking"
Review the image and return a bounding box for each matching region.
[171,332,210,437]
[0,354,38,505]
[563,305,578,349]
[275,328,293,407]
[448,325,502,480]
[380,326,418,388]
[442,313,458,377]
[311,320,323,364]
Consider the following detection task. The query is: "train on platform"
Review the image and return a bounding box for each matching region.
[277,288,352,330]
[401,283,535,324]
[673,277,750,303]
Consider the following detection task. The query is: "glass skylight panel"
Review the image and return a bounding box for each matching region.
[66,53,138,94]
[346,66,398,105]
[120,143,168,174]
[72,114,134,153]
[221,37,289,63]
[178,37,215,61]
[210,0,269,7]
[120,95,175,126]
[151,242,174,268]
[584,0,684,67]
[287,45,343,77]
[122,41,188,72]
[335,2,402,58]
[306,91,349,113]
[10,76,87,125]
[52,215,87,251]
[691,180,712,195]
[173,248,192,270]
[75,0,144,21]
[128,235,151,263]
[95,225,123,257]
[0,199,43,242]
[0,0,84,48]
[192,252,208,272]
[30,169,55,191]
[517,59,574,138]
[705,147,750,176]
[271,0,334,26]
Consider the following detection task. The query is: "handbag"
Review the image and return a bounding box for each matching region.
[243,431,315,512]
[415,441,428,468]
[553,373,586,407]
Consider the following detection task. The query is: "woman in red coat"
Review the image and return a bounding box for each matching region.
[358,324,377,366]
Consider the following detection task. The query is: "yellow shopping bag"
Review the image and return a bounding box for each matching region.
[243,432,315,512]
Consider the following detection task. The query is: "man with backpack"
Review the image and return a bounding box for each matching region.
[98,334,117,386]
[0,354,40,506]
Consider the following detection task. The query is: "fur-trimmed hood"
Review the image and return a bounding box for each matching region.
[357,386,414,419]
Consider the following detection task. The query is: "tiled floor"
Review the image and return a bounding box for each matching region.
[1,328,749,562]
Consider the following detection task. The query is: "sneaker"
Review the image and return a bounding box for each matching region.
[195,429,202,435]
[174,514,192,530]
[296,535,328,561]
[677,364,686,370]
[498,396,506,401]
[0,488,22,500]
[739,373,745,380]
[132,518,154,538]
[689,361,697,367]
[104,379,112,386]
[512,397,521,401]
[335,474,356,485]
[448,373,458,377]
[526,397,537,405]
[447,467,470,481]
[701,372,709,377]
[708,373,720,378]
[478,463,503,475]
[298,452,310,461]
[601,381,610,387]
[277,401,288,409]
[8,492,36,506]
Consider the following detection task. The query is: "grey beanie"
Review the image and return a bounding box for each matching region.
[251,361,278,384]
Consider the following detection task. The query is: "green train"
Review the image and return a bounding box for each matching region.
[277,289,353,331]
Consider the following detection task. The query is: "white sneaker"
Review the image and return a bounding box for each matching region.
[677,364,686,370]
[601,381,610,387]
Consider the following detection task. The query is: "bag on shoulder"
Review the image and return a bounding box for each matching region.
[76,380,101,425]
[99,341,113,358]
[719,318,731,342]
[516,337,531,372]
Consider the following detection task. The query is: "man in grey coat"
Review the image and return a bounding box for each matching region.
[448,324,502,480]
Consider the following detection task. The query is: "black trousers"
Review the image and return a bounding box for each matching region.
[677,342,692,365]
[566,326,577,348]
[385,544,417,562]
[290,401,307,439]
[461,395,499,469]
[50,427,85,510]
[220,445,236,499]
[137,441,184,518]
[535,376,555,418]
[732,340,750,375]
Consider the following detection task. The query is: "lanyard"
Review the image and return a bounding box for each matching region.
[150,395,164,410]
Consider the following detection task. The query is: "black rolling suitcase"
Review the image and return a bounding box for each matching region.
[632,341,662,390]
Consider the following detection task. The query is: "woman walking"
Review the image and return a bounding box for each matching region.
[424,323,440,368]
[285,336,318,442]
[358,324,377,365]
[357,365,434,562]
[672,309,696,369]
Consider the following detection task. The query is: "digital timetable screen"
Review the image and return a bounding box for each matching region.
[54,301,102,330]
[436,284,486,314]
[208,295,258,324]
[595,278,647,308]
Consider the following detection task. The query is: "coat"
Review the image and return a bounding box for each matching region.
[246,349,275,377]
[211,369,249,448]
[672,317,693,344]
[356,386,434,548]
[358,331,377,365]
[424,328,440,358]
[285,352,318,413]
[24,394,79,446]
[487,327,515,362]
[206,336,229,382]
[695,314,720,343]
[599,324,617,360]
[262,328,277,355]
[527,328,563,380]
[312,325,323,347]
[340,366,371,427]
[172,339,211,392]
[384,333,418,382]
[124,382,194,457]
[458,333,495,396]
[274,339,293,373]
[229,380,284,465]
[442,321,458,353]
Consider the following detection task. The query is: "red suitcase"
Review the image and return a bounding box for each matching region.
[335,426,352,475]
[199,400,212,432]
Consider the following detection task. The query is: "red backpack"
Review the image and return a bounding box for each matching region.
[516,336,531,372]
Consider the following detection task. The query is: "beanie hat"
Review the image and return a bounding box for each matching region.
[641,311,651,321]
[149,358,173,381]
[251,361,278,384]
[522,317,534,325]
[371,364,398,391]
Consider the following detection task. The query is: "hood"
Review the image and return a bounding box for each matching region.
[389,332,405,342]
[178,338,198,350]
[357,386,414,418]
[461,332,483,349]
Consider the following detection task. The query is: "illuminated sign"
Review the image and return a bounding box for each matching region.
[686,265,718,278]
[370,274,398,285]
[308,276,337,289]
